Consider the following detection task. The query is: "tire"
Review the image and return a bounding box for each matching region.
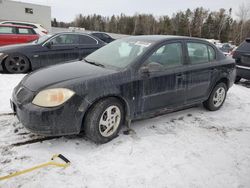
[234,76,241,83]
[203,82,227,111]
[4,54,30,73]
[84,97,124,144]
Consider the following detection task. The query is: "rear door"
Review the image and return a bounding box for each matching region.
[78,35,100,59]
[185,41,215,103]
[0,26,17,46]
[16,27,38,43]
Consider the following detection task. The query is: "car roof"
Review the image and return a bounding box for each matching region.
[1,21,38,26]
[50,32,105,43]
[123,35,210,43]
[91,32,109,34]
[53,32,96,36]
[0,24,33,29]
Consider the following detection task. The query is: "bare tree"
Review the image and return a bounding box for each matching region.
[236,3,250,41]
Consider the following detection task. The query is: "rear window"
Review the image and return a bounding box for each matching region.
[237,40,250,51]
[0,26,15,34]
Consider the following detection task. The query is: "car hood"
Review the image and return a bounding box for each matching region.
[0,43,38,52]
[21,61,117,92]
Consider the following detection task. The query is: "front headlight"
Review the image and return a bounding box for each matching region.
[32,88,75,107]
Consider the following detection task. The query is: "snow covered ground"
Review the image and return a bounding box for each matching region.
[0,74,250,188]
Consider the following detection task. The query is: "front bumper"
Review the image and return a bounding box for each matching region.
[236,65,250,80]
[11,87,88,136]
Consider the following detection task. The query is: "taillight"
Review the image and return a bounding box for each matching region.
[42,31,48,34]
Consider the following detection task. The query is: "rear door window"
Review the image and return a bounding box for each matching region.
[0,26,15,34]
[79,35,98,45]
[187,42,209,64]
[17,28,35,34]
[208,46,216,61]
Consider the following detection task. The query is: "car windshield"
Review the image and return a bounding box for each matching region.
[84,38,153,69]
[32,35,51,44]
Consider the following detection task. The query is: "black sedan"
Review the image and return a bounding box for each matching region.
[0,32,105,73]
[11,35,235,143]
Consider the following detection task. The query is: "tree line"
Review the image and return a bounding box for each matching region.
[52,6,250,45]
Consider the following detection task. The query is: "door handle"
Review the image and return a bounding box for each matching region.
[176,74,184,79]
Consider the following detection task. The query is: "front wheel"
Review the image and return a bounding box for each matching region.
[84,97,124,144]
[4,55,30,73]
[203,83,227,111]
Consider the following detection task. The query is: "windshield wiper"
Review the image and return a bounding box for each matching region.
[84,58,105,68]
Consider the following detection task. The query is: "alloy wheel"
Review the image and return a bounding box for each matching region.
[5,56,29,73]
[213,87,226,107]
[99,105,121,137]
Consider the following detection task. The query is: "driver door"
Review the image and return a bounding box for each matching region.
[138,41,187,114]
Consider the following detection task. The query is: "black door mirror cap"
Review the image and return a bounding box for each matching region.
[139,62,163,76]
[145,62,163,72]
[45,41,53,48]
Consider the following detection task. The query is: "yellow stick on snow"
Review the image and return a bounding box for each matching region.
[0,154,70,181]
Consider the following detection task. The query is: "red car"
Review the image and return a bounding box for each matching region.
[0,24,39,46]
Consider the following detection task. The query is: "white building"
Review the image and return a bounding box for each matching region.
[0,0,51,31]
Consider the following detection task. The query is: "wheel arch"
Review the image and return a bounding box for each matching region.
[0,54,9,72]
[215,77,229,90]
[81,94,130,131]
[205,76,230,101]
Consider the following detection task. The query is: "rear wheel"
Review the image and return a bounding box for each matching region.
[84,97,124,144]
[203,83,227,111]
[4,55,30,73]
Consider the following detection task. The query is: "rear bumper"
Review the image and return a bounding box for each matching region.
[236,65,250,80]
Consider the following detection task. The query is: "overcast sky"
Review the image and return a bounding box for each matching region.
[19,0,249,22]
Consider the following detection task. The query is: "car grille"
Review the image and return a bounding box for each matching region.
[14,84,34,104]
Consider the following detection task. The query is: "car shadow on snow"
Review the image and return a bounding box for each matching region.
[237,79,250,88]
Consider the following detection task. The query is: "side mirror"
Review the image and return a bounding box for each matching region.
[139,62,163,77]
[45,41,53,48]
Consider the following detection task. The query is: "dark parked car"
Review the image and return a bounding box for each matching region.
[0,24,39,46]
[90,32,115,43]
[232,38,250,82]
[219,43,235,53]
[0,32,105,73]
[11,35,235,143]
